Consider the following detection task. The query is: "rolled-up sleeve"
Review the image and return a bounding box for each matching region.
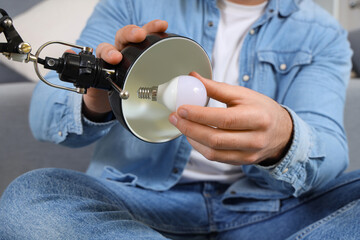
[243,26,352,197]
[29,0,132,147]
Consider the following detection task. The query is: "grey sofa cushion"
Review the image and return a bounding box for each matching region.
[0,82,94,194]
[0,79,359,195]
[349,29,360,76]
[345,79,360,171]
[1,0,43,17]
[0,62,30,83]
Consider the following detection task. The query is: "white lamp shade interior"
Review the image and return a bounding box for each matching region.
[121,37,212,143]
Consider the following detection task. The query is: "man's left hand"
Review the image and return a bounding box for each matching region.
[169,72,293,166]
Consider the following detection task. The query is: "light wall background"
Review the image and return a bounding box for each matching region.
[0,0,359,82]
[315,0,360,31]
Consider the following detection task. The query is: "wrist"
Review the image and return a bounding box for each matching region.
[259,107,294,167]
[82,101,114,122]
[82,89,112,122]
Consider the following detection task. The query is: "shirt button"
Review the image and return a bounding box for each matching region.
[172,168,179,174]
[280,64,287,71]
[243,75,250,82]
[58,131,63,137]
[282,168,289,174]
[249,29,255,35]
[208,21,214,27]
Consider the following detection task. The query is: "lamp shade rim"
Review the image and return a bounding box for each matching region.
[110,33,213,143]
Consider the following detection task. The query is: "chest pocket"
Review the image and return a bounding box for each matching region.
[257,50,312,74]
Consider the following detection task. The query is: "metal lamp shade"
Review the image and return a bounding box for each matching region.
[109,34,212,143]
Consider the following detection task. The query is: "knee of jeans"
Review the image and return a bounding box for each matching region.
[0,169,62,225]
[1,168,74,207]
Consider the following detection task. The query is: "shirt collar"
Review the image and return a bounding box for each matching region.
[210,0,301,17]
[267,0,301,17]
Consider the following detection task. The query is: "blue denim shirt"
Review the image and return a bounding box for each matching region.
[29,0,352,204]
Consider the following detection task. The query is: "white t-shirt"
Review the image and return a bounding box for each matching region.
[180,0,268,183]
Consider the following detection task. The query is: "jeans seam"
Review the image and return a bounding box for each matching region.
[291,199,360,240]
[214,173,360,233]
[279,173,360,213]
[204,183,216,233]
[94,177,141,219]
[215,212,275,231]
[130,183,212,234]
[305,176,360,201]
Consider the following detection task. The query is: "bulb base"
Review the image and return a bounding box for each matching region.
[137,86,158,101]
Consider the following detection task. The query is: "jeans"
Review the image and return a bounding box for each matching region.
[0,168,359,240]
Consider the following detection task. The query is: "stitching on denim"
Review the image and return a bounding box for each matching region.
[258,50,312,55]
[299,173,360,204]
[217,212,274,230]
[216,174,360,233]
[139,183,214,234]
[289,15,339,33]
[292,199,359,240]
[273,172,360,214]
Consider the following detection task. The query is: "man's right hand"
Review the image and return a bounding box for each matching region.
[82,20,168,122]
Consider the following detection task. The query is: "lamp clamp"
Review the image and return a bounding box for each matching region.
[0,9,31,62]
[0,8,214,142]
[0,8,128,96]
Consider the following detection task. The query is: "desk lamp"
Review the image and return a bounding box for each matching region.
[0,9,212,142]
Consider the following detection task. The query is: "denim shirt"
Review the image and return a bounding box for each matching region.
[29,0,352,203]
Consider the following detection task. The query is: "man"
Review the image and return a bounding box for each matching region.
[1,0,359,239]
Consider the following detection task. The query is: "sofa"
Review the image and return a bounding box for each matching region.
[0,0,359,195]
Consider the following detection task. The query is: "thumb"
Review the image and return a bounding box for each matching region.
[189,71,250,104]
[65,49,76,54]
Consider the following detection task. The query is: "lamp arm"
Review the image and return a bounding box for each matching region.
[0,8,120,95]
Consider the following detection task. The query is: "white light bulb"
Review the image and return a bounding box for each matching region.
[137,75,208,112]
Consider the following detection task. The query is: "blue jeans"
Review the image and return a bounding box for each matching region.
[0,168,360,240]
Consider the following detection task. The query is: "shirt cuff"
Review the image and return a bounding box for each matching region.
[53,92,117,145]
[254,106,315,194]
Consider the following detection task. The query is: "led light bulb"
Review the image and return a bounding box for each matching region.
[137,75,208,112]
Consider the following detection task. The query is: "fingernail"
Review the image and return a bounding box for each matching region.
[155,20,164,26]
[190,71,200,78]
[132,28,140,35]
[178,109,188,118]
[169,115,178,126]
[108,50,118,58]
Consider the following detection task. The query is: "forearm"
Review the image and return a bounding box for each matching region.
[245,25,352,197]
[29,0,133,146]
[243,108,348,197]
[29,72,117,148]
[82,88,113,123]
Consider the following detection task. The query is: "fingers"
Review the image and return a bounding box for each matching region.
[142,19,168,33]
[175,105,264,130]
[97,20,168,64]
[187,137,260,165]
[189,72,258,105]
[65,49,76,54]
[97,26,144,64]
[169,112,268,151]
[96,43,123,65]
[114,20,168,50]
[97,25,146,64]
[184,72,272,130]
[168,72,292,165]
[115,25,147,50]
